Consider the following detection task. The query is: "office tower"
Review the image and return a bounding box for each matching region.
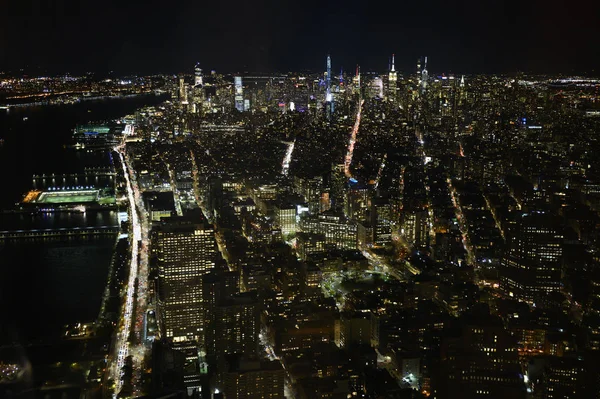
[207,176,223,219]
[437,307,526,399]
[401,209,429,249]
[388,54,397,99]
[154,211,218,345]
[500,212,563,305]
[274,202,297,237]
[537,356,586,398]
[325,53,332,102]
[368,77,384,99]
[221,357,285,399]
[324,54,334,115]
[294,175,323,214]
[234,76,244,112]
[194,62,203,86]
[300,211,358,250]
[335,311,378,348]
[179,75,188,105]
[421,56,429,93]
[352,65,361,94]
[372,197,392,246]
[345,185,371,221]
[211,292,260,358]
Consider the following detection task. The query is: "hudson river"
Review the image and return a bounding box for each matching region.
[0,94,165,344]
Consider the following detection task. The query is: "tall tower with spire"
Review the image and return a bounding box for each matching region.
[325,54,332,102]
[325,54,333,116]
[352,64,361,95]
[420,56,429,93]
[388,54,398,100]
[459,75,466,104]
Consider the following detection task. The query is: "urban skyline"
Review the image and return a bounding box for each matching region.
[2,8,600,398]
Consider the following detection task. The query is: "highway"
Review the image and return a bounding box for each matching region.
[110,144,151,398]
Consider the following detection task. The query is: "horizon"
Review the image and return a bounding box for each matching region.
[2,0,599,76]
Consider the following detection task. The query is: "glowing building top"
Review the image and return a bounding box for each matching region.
[195,63,203,86]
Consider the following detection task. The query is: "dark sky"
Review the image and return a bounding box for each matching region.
[1,0,599,75]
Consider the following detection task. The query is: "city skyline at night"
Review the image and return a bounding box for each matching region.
[2,3,600,399]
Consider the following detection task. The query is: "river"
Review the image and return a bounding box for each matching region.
[0,94,166,344]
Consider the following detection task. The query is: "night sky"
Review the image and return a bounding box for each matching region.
[1,0,599,75]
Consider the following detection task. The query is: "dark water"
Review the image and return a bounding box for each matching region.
[0,94,166,208]
[0,95,166,344]
[0,210,118,231]
[0,238,115,343]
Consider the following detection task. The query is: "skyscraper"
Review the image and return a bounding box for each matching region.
[212,292,260,358]
[221,357,285,399]
[179,75,188,105]
[421,56,429,93]
[194,62,203,87]
[388,54,397,100]
[325,53,332,101]
[438,307,526,398]
[500,212,564,305]
[153,210,218,345]
[234,76,244,112]
[325,54,334,116]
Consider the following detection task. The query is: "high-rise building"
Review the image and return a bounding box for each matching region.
[221,357,285,399]
[194,63,203,87]
[421,56,429,93]
[153,211,218,345]
[234,76,244,112]
[372,197,392,246]
[211,293,260,358]
[324,54,334,115]
[352,65,361,94]
[538,356,586,399]
[300,211,358,250]
[345,184,371,221]
[179,75,188,105]
[500,212,564,305]
[437,307,526,399]
[274,202,297,237]
[388,54,397,99]
[325,53,332,102]
[401,209,429,249]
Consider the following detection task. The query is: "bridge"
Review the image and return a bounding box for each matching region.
[0,226,119,240]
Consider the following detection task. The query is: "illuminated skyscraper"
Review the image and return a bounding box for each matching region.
[500,212,564,305]
[194,63,203,86]
[325,53,332,102]
[179,75,188,105]
[324,54,334,116]
[388,54,397,99]
[459,75,467,103]
[234,76,244,112]
[154,211,218,345]
[421,56,429,93]
[274,202,297,237]
[352,65,361,95]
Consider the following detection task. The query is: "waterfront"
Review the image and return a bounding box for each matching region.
[0,95,166,345]
[0,94,166,208]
